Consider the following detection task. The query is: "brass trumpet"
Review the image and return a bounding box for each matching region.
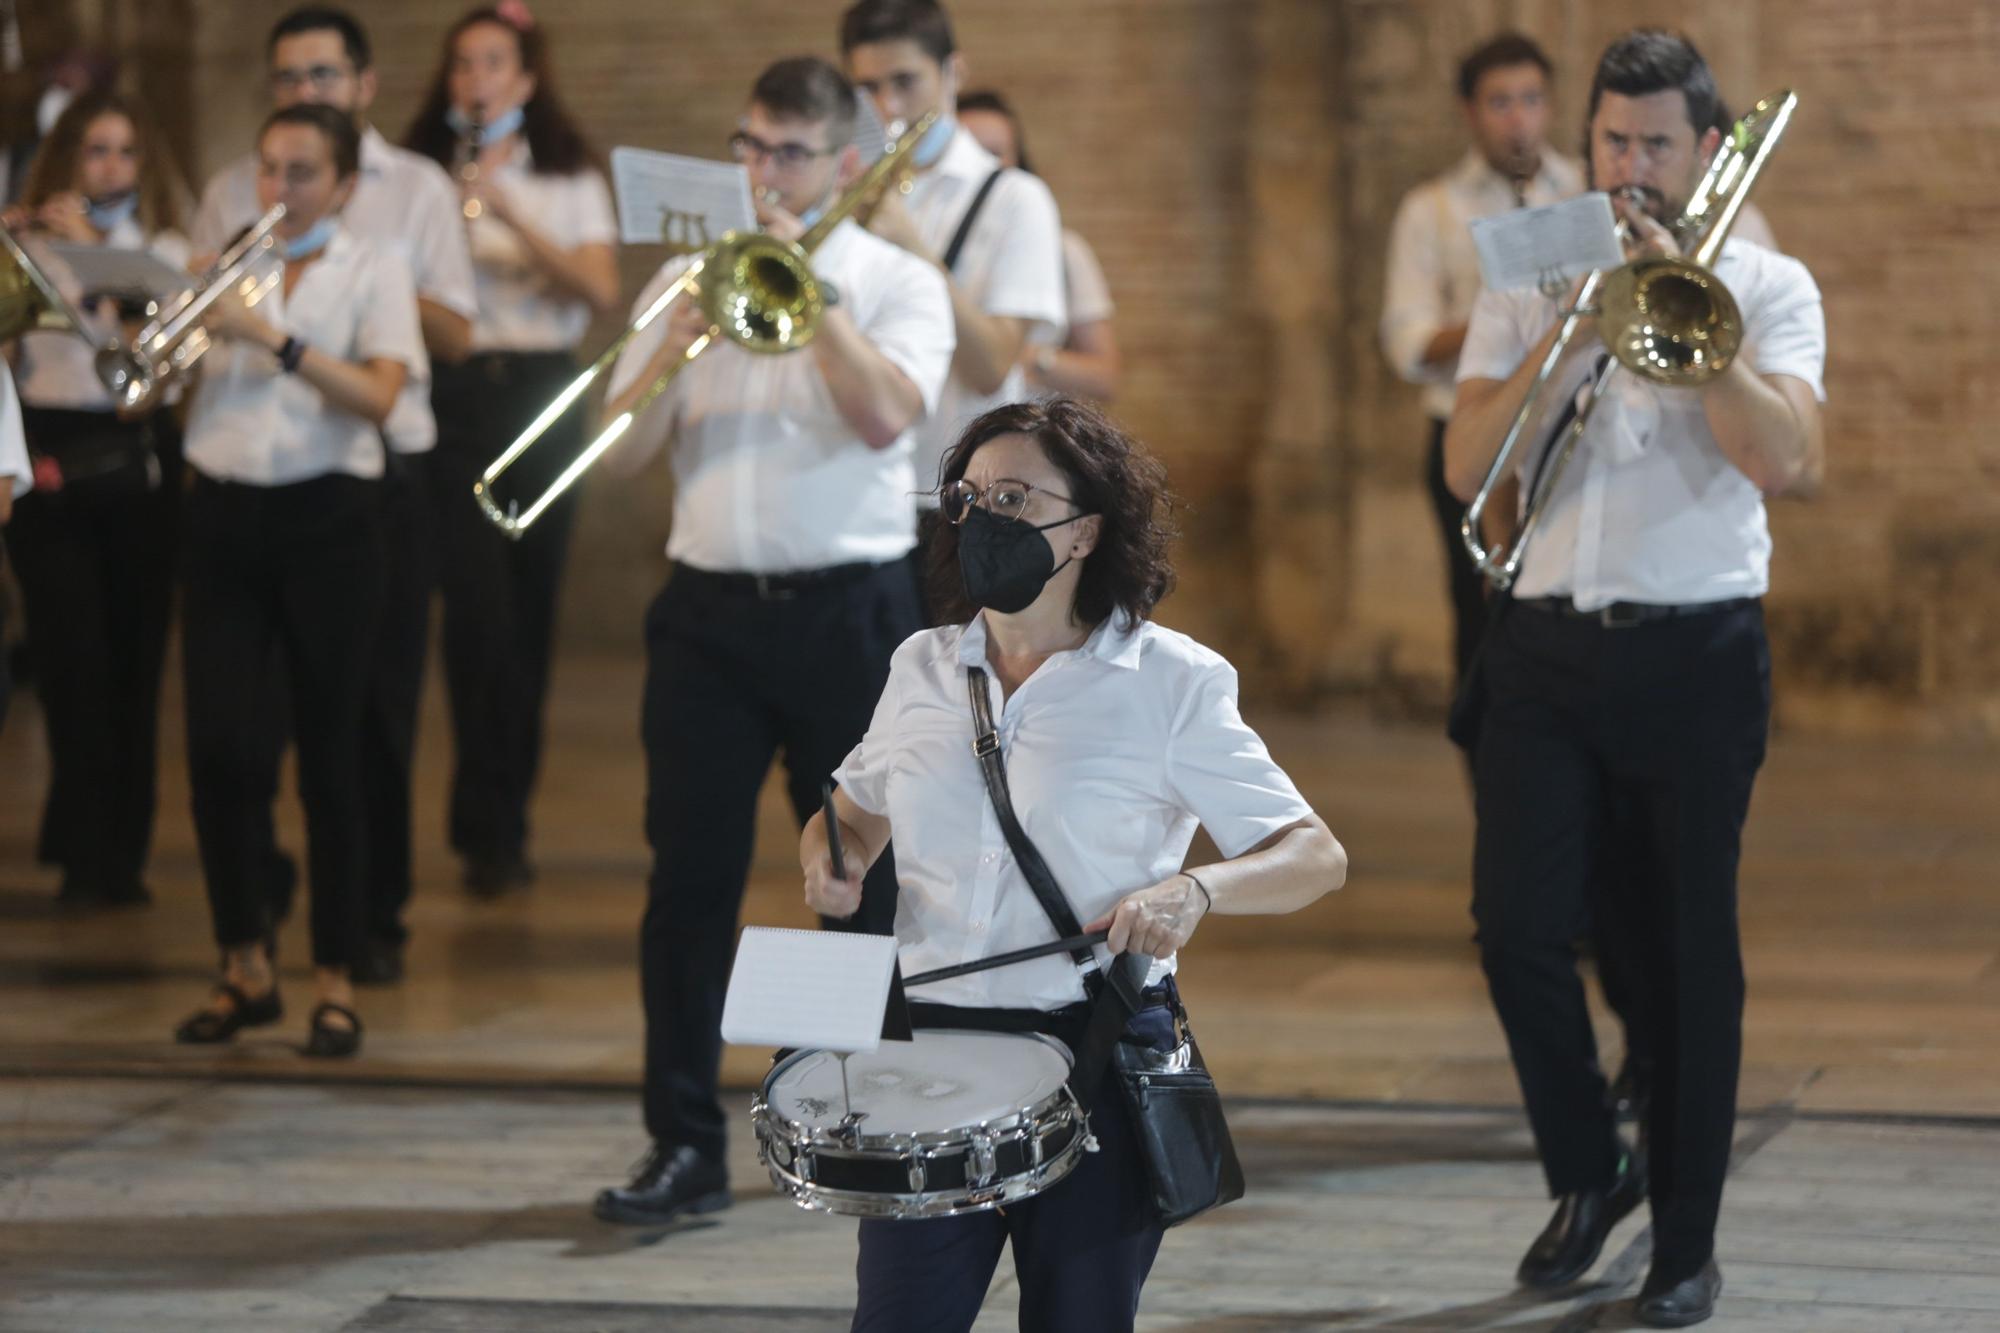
[472,109,938,537]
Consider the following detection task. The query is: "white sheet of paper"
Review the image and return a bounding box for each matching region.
[722,926,901,1054]
[1470,192,1624,293]
[42,242,195,304]
[609,146,756,249]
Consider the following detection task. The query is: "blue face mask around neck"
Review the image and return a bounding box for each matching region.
[910,110,955,168]
[447,103,525,142]
[86,192,139,234]
[281,215,338,261]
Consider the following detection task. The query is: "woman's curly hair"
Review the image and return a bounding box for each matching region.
[926,396,1179,628]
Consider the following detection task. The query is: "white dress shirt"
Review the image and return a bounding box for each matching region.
[1456,238,1827,609]
[13,218,191,411]
[1381,148,1585,420]
[185,227,423,486]
[0,361,29,499]
[606,220,954,573]
[902,126,1066,498]
[834,614,1315,1012]
[193,126,474,453]
[462,146,616,353]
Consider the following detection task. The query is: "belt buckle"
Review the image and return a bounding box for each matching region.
[1599,602,1644,629]
[753,574,797,602]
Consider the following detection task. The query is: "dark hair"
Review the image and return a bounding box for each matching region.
[262,102,361,179]
[1586,29,1719,137]
[752,57,858,148]
[21,89,183,235]
[956,89,1031,174]
[403,7,595,177]
[839,0,956,64]
[928,397,1178,629]
[268,5,371,71]
[1457,31,1551,101]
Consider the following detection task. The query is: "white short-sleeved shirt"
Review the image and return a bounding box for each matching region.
[0,361,29,499]
[1028,228,1115,353]
[606,221,954,574]
[13,218,192,411]
[1456,238,1827,609]
[463,146,616,353]
[834,614,1315,1011]
[185,227,423,486]
[1380,148,1585,420]
[902,126,1066,497]
[193,127,473,453]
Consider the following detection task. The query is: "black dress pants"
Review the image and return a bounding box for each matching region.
[1425,418,1489,693]
[430,351,583,865]
[1471,599,1769,1280]
[639,559,920,1157]
[182,473,383,969]
[3,409,174,895]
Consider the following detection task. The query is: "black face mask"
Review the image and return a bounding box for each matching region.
[957,505,1090,615]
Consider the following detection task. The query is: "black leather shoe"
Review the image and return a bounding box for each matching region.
[464,851,534,900]
[1516,1148,1648,1288]
[302,1001,364,1058]
[350,937,406,986]
[1637,1258,1722,1327]
[175,983,283,1044]
[593,1144,731,1225]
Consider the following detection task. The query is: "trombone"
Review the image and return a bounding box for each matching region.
[472,109,939,537]
[114,203,288,413]
[1460,90,1800,590]
[0,220,149,401]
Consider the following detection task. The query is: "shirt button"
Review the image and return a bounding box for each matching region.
[981,852,997,864]
[971,919,987,932]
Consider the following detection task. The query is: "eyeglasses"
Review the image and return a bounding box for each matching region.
[940,478,1077,526]
[269,64,353,94]
[728,131,836,172]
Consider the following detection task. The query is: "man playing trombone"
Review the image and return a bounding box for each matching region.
[588,56,954,1228]
[1443,30,1825,1327]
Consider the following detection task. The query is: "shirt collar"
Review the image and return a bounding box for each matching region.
[946,612,1146,671]
[933,124,998,183]
[360,124,390,177]
[1454,145,1570,200]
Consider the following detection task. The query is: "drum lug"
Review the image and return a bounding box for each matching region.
[969,1131,998,1188]
[906,1152,928,1194]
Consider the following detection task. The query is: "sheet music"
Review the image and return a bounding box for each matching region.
[609,146,756,250]
[1470,191,1624,293]
[721,926,901,1054]
[42,242,194,304]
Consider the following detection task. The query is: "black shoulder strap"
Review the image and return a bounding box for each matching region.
[942,168,1006,275]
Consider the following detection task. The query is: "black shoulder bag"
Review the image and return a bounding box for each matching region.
[967,666,1244,1226]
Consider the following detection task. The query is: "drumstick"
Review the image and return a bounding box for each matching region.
[903,929,1112,988]
[822,781,846,878]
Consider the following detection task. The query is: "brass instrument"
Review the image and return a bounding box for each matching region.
[473,108,939,537]
[114,203,288,413]
[0,220,148,401]
[1460,91,1799,590]
[456,115,485,221]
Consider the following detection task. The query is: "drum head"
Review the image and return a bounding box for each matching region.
[768,1031,1070,1135]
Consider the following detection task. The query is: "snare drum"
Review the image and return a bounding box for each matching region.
[752,1029,1087,1220]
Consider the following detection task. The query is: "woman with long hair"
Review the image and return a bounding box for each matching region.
[2,88,188,908]
[403,2,619,895]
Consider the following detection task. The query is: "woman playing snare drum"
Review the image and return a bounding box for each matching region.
[801,396,1346,1333]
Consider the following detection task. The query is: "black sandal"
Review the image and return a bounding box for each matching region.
[303,1001,364,1059]
[175,982,283,1044]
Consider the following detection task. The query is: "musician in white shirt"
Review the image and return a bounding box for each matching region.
[1444,31,1825,1326]
[173,104,425,1062]
[1,90,188,908]
[191,4,480,983]
[588,57,953,1231]
[401,1,620,897]
[801,397,1344,1333]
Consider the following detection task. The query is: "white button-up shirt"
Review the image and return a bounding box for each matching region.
[184,227,423,486]
[902,126,1066,498]
[1381,148,1585,420]
[1457,239,1827,609]
[13,218,192,411]
[462,147,617,354]
[834,614,1315,1012]
[0,361,29,499]
[606,221,954,573]
[193,126,474,453]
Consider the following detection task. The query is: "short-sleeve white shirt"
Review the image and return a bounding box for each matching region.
[834,614,1315,1011]
[901,126,1066,497]
[0,361,29,499]
[463,147,616,353]
[185,227,423,485]
[606,221,954,573]
[1456,238,1827,609]
[193,127,474,453]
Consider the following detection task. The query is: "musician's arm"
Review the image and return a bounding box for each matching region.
[1703,367,1823,498]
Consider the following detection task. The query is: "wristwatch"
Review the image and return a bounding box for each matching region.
[277,336,308,374]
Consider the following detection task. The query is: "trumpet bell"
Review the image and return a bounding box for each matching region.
[699,232,824,353]
[1598,258,1743,384]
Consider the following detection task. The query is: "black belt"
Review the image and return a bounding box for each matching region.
[1519,595,1759,629]
[675,559,894,602]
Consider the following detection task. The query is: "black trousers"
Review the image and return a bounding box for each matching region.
[639,559,920,1157]
[851,1001,1176,1333]
[3,409,174,894]
[1471,599,1769,1280]
[1425,418,1488,693]
[430,351,583,864]
[182,473,383,969]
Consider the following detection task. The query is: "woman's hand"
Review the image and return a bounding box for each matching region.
[36,192,97,242]
[202,288,277,350]
[462,176,515,228]
[1087,874,1209,961]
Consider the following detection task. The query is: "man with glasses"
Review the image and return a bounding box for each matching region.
[191,5,476,986]
[588,56,953,1228]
